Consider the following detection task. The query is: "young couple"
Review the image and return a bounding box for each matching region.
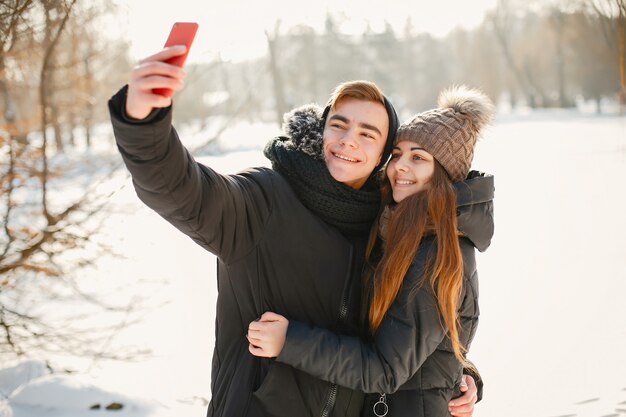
[108,45,494,417]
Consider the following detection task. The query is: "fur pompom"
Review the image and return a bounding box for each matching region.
[281,104,325,159]
[437,85,495,131]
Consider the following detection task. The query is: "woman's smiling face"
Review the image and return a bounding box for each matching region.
[386,140,435,203]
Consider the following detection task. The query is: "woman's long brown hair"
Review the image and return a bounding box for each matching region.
[364,161,468,365]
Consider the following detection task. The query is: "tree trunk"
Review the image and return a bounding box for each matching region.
[83,55,93,148]
[266,24,287,128]
[591,0,626,113]
[39,0,78,218]
[302,30,318,103]
[553,10,568,107]
[218,55,234,115]
[492,5,537,107]
[52,107,64,153]
[618,0,625,113]
[0,60,16,126]
[68,117,75,147]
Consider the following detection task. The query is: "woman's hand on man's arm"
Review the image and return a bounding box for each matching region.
[247,312,289,358]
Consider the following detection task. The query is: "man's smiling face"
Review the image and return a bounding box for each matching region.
[322,97,389,189]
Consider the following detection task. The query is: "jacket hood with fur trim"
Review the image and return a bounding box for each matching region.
[280,104,326,160]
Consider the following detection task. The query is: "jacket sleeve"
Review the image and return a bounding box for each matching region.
[277,240,446,394]
[108,86,272,263]
[463,359,484,402]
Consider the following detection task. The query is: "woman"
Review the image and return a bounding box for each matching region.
[247,85,495,417]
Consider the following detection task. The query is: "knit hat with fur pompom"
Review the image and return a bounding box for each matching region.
[396,85,495,182]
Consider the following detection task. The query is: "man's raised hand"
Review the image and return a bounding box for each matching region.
[125,46,187,120]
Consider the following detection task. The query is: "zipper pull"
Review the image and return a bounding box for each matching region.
[373,393,388,417]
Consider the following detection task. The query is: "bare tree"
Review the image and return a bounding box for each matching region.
[587,0,626,111]
[0,1,35,142]
[491,0,553,107]
[617,0,625,110]
[550,7,570,107]
[265,22,287,128]
[0,0,145,368]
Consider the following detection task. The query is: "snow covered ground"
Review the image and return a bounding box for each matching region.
[2,110,625,417]
[471,111,626,417]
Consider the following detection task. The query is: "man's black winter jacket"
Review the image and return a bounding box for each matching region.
[109,87,367,417]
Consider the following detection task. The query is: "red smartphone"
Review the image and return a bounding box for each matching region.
[153,22,198,97]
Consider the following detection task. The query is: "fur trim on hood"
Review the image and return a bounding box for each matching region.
[280,104,325,160]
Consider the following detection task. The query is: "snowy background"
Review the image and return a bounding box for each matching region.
[1,107,625,417]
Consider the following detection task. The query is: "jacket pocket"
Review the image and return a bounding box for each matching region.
[253,362,313,417]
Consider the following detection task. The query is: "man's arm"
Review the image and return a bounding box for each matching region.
[108,47,272,262]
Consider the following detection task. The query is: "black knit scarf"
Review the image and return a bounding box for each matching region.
[264,136,381,236]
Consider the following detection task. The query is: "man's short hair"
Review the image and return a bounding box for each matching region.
[326,80,385,110]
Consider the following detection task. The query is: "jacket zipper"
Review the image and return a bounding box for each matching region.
[320,384,338,417]
[320,245,353,417]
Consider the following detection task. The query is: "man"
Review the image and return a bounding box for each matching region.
[109,45,479,417]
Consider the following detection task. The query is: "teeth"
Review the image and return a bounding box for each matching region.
[334,153,357,162]
[396,180,415,185]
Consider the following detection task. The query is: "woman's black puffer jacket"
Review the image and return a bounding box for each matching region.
[277,172,494,417]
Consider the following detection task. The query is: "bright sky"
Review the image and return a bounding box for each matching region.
[114,0,498,63]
